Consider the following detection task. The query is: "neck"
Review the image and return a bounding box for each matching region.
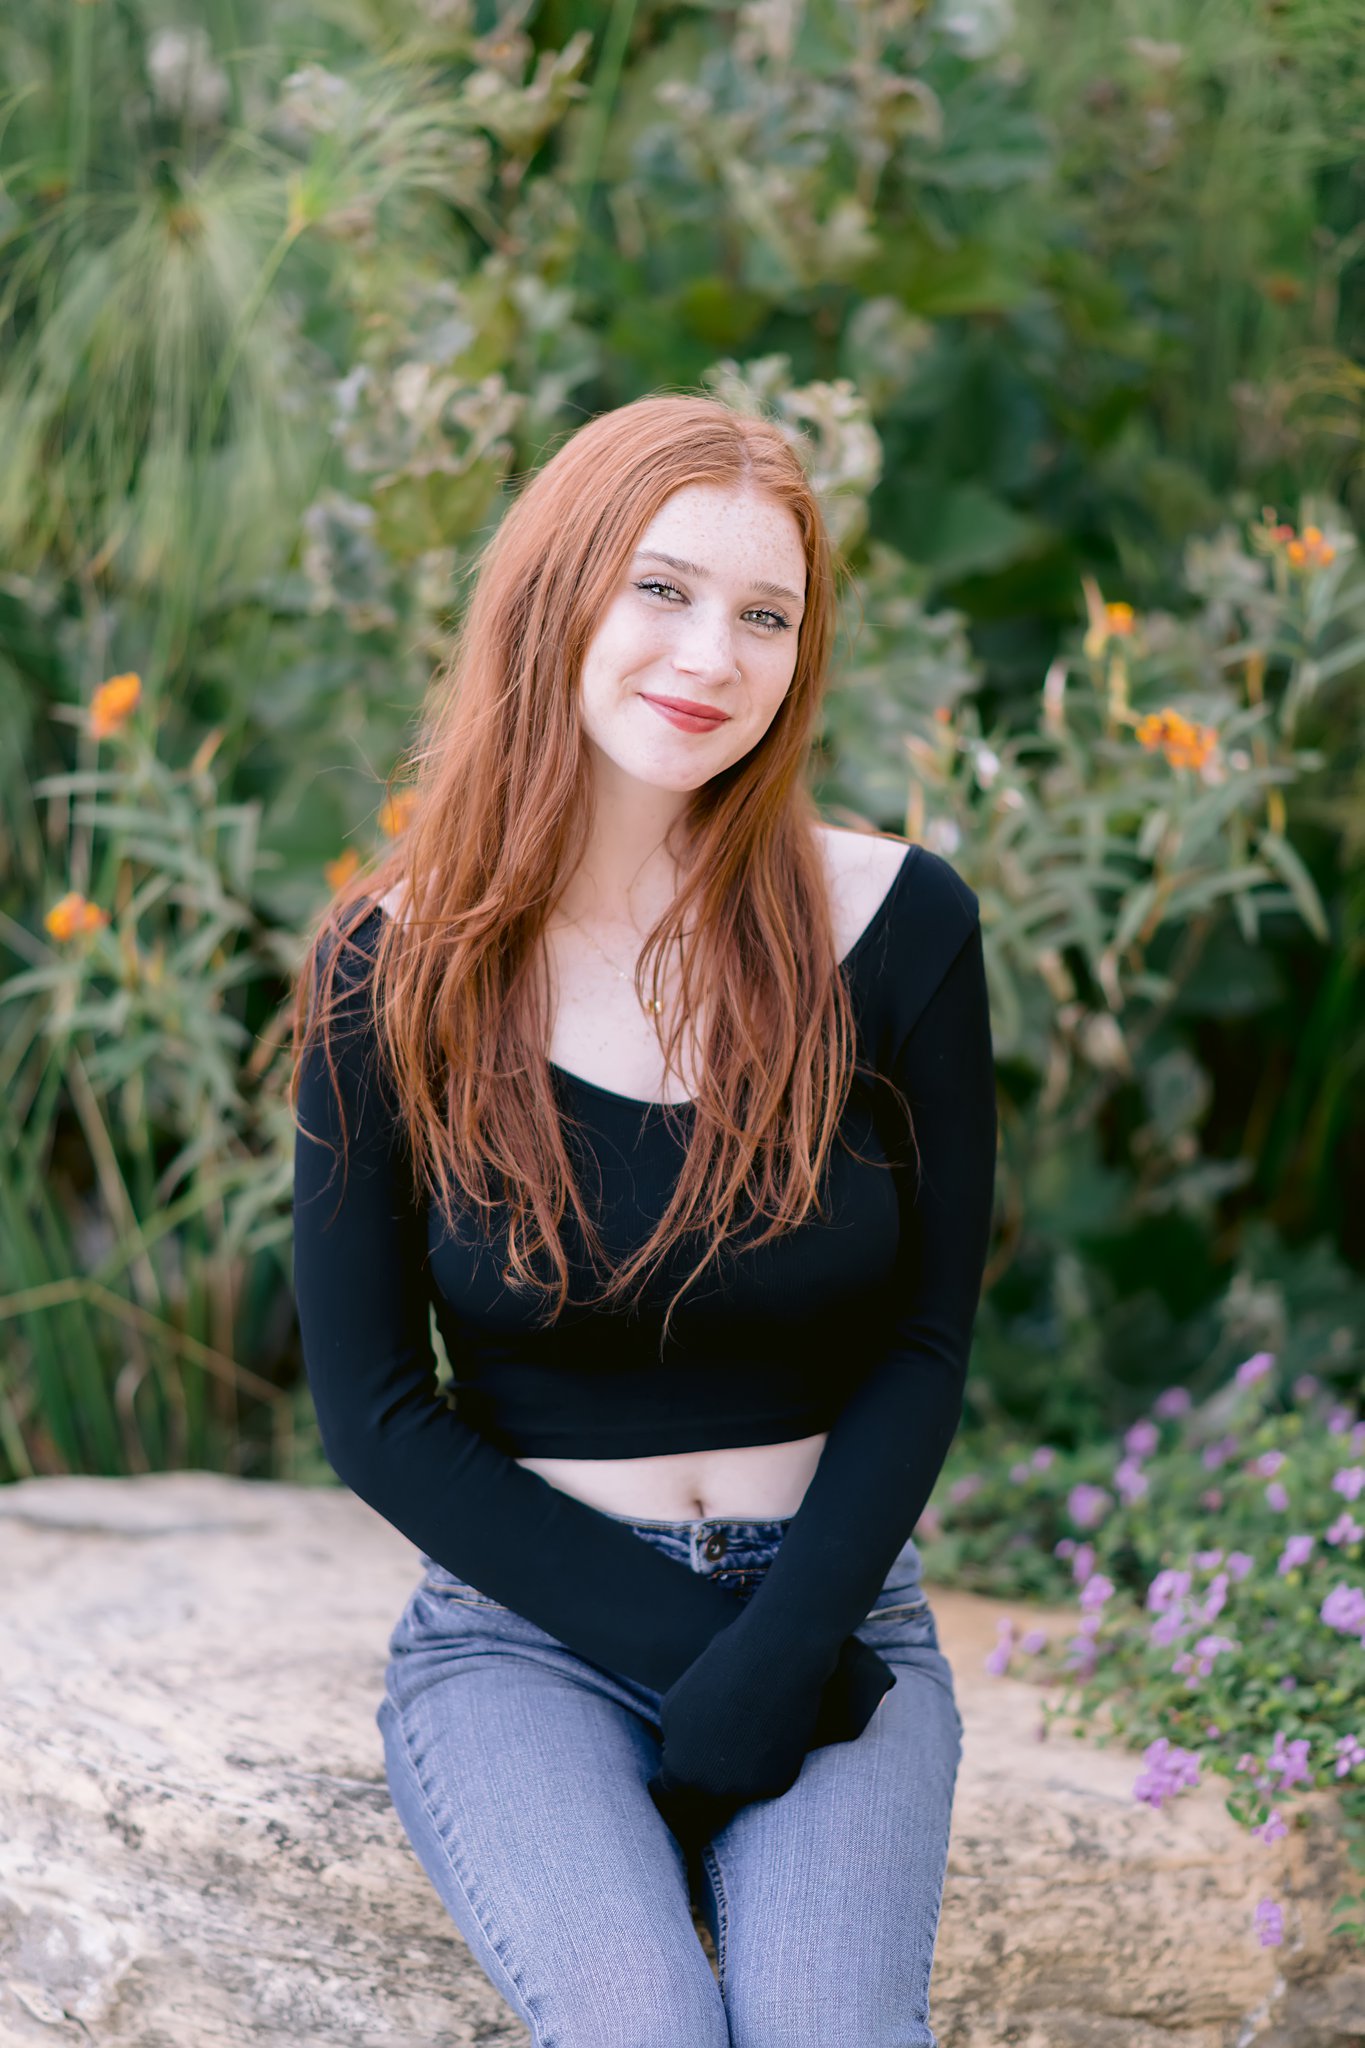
[559,755,693,931]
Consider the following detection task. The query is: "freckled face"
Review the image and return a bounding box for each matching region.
[576,483,808,793]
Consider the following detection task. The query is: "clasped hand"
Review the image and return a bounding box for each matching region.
[646,1626,895,1859]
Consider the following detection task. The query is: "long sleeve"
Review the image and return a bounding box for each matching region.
[291,909,893,1717]
[649,907,997,1843]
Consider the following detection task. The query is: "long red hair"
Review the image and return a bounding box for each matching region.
[289,391,910,1347]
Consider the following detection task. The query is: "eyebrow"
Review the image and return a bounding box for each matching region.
[632,549,806,613]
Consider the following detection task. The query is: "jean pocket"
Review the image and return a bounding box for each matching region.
[864,1583,930,1623]
[417,1560,509,1612]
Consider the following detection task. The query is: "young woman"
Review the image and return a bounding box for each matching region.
[290,392,997,2047]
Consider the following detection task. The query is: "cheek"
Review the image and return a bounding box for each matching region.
[750,662,797,729]
[583,598,659,674]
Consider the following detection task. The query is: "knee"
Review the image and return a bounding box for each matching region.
[543,1951,728,2048]
[726,1989,935,2048]
[553,1993,728,2048]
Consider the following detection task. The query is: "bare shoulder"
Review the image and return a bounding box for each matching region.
[376,880,410,925]
[813,823,911,950]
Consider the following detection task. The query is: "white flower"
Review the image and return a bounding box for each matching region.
[146,27,230,127]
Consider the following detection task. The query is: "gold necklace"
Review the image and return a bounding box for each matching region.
[553,909,666,1017]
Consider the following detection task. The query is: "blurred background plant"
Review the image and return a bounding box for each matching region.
[2,0,1362,1520]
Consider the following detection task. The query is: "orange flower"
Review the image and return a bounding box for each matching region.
[1285,521,1336,569]
[1134,708,1218,771]
[1258,512,1335,571]
[377,789,417,837]
[89,672,142,739]
[1082,581,1139,659]
[45,892,108,941]
[324,847,361,889]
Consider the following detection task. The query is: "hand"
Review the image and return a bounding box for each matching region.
[649,1628,897,1842]
[647,1769,752,1864]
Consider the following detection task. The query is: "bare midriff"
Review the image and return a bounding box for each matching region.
[513,1430,829,1521]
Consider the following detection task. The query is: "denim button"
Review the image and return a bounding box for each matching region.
[702,1529,728,1561]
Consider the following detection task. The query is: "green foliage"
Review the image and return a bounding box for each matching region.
[1,0,1362,1521]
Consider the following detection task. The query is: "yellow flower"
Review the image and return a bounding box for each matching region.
[89,672,142,739]
[377,789,417,837]
[324,847,361,889]
[1134,708,1217,771]
[45,892,108,941]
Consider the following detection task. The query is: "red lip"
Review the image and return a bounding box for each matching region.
[640,694,731,724]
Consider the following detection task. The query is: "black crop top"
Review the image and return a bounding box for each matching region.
[292,840,997,1850]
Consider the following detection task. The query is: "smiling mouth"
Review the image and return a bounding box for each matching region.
[640,694,731,731]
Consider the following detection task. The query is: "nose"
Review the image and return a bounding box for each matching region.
[671,607,739,685]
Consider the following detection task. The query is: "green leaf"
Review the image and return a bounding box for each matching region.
[1256,832,1329,943]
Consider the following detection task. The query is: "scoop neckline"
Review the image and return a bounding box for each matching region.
[548,841,919,1114]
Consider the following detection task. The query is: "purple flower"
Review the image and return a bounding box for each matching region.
[1079,1573,1114,1613]
[1072,1542,1096,1585]
[1333,1735,1365,1778]
[1352,1422,1365,1453]
[1199,1487,1224,1510]
[1252,1807,1289,1843]
[984,1617,1014,1676]
[1249,1449,1285,1477]
[1009,1461,1033,1484]
[1124,1418,1160,1458]
[1292,1373,1320,1401]
[1204,1723,1222,1740]
[1147,1567,1192,1615]
[1199,1572,1230,1623]
[949,1473,983,1505]
[1063,1633,1098,1676]
[1267,1732,1311,1792]
[1054,1537,1076,1559]
[1277,1534,1314,1575]
[1254,1897,1284,1948]
[1113,1455,1149,1504]
[1331,1466,1365,1502]
[916,1505,943,1540]
[1067,1483,1113,1531]
[1133,1736,1201,1809]
[1149,1608,1188,1647]
[1226,1550,1255,1581]
[1192,1547,1224,1570]
[1030,1445,1056,1472]
[1202,1435,1239,1472]
[1326,1512,1363,1546]
[1265,1481,1289,1511]
[1154,1387,1192,1419]
[1019,1628,1049,1654]
[1321,1584,1365,1638]
[1236,1351,1275,1388]
[1327,1407,1351,1435]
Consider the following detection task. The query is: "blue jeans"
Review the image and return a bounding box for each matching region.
[376,1512,962,2048]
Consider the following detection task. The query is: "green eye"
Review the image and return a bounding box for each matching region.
[633,579,790,633]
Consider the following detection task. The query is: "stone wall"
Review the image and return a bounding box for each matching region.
[1,1473,1359,2045]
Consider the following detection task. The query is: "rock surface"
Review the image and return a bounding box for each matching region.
[0,1472,1360,2046]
